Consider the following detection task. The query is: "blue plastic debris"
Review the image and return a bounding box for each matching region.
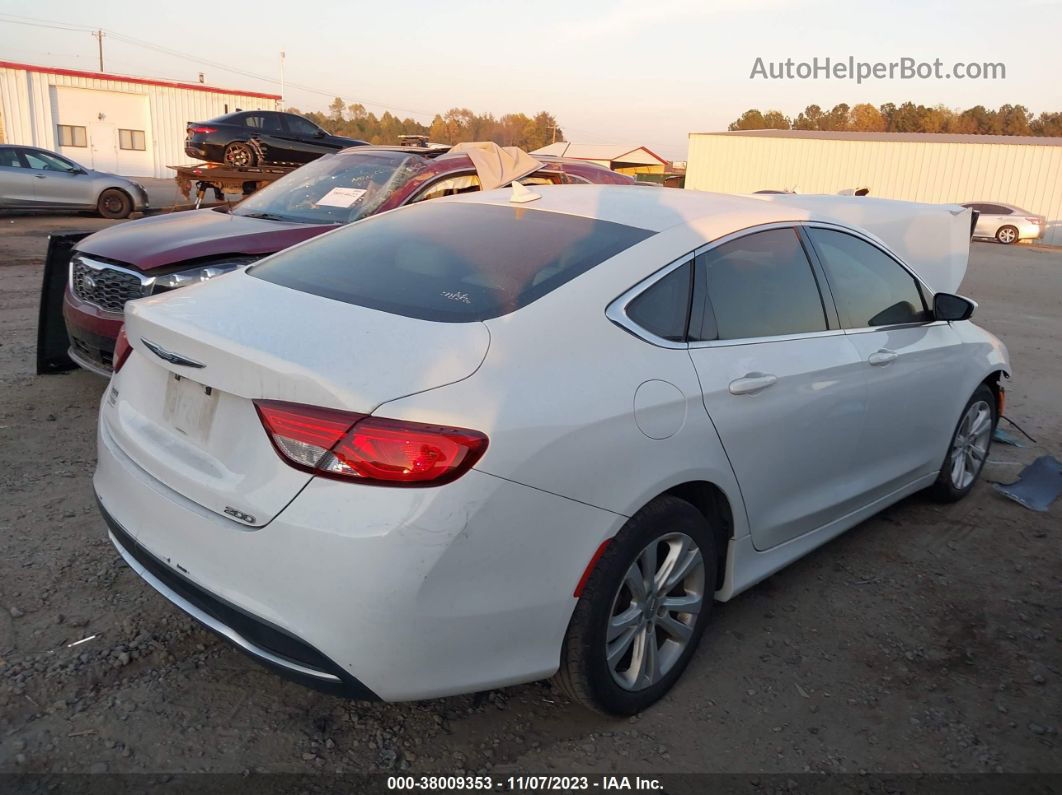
[993,456,1062,512]
[992,427,1027,448]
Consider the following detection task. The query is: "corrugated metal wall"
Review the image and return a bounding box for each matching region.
[686,134,1062,245]
[0,66,278,178]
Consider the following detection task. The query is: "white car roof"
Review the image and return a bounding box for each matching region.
[448,185,972,293]
[447,184,795,232]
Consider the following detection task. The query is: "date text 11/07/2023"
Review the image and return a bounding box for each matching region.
[386,775,665,791]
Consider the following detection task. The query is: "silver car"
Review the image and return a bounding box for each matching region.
[0,145,148,219]
[963,201,1045,245]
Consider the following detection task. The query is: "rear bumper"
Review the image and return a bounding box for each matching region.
[100,498,377,698]
[94,403,622,701]
[63,285,122,375]
[185,141,223,163]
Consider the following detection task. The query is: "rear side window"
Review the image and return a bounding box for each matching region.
[693,228,827,340]
[626,262,692,342]
[807,228,930,328]
[250,202,654,322]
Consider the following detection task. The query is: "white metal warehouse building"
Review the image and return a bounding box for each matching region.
[0,61,279,179]
[686,130,1062,245]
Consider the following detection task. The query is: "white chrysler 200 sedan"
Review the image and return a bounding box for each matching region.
[94,185,1010,714]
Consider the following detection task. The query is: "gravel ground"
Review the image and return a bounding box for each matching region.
[0,214,1059,778]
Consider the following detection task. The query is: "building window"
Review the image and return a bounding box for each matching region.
[118,129,146,151]
[57,125,87,148]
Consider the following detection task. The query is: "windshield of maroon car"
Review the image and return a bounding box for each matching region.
[231,151,429,225]
[249,202,655,322]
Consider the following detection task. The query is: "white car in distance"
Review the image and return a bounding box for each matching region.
[94,185,1010,715]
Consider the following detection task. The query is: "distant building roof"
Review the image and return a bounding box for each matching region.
[532,142,668,166]
[690,129,1062,147]
[0,60,281,100]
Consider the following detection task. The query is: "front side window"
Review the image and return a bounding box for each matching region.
[694,228,827,340]
[625,262,692,342]
[285,116,320,136]
[807,228,930,328]
[119,129,146,151]
[251,202,654,322]
[57,125,87,147]
[22,150,74,171]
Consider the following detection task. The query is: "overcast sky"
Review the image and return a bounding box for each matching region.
[2,0,1060,159]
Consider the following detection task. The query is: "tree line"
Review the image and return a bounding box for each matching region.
[285,98,564,151]
[728,103,1062,136]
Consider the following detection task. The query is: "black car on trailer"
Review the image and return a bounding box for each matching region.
[185,110,367,168]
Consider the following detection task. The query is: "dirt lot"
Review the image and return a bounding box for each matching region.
[0,211,1059,779]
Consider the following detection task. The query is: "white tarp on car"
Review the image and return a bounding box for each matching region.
[440,142,543,192]
[755,194,974,294]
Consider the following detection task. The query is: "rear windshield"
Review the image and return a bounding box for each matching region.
[250,202,654,322]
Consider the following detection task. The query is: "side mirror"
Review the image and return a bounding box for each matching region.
[934,292,976,321]
[67,167,86,175]
[314,129,326,138]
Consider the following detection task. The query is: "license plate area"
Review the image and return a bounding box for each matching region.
[163,373,219,443]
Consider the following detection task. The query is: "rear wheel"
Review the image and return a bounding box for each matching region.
[996,225,1019,244]
[224,142,257,168]
[929,384,996,502]
[97,188,132,219]
[555,496,716,715]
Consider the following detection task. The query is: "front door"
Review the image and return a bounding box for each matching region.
[686,227,869,551]
[804,226,971,497]
[19,149,96,207]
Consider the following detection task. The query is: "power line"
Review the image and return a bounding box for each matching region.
[0,13,438,120]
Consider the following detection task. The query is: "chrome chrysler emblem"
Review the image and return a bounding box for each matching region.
[140,338,205,368]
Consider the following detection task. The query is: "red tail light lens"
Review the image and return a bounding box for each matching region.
[254,400,488,486]
[113,326,132,373]
[187,125,217,134]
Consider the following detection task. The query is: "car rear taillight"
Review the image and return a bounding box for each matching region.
[254,400,488,486]
[187,125,217,134]
[113,326,132,373]
[1025,217,1042,225]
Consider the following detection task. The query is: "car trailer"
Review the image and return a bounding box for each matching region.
[169,162,296,208]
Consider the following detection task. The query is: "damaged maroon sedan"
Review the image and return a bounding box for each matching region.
[63,143,633,374]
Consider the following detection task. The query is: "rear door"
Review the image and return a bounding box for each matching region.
[243,112,294,162]
[804,225,968,497]
[0,147,38,206]
[686,226,869,551]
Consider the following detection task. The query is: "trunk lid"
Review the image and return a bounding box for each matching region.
[105,271,489,526]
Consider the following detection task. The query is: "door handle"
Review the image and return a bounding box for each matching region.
[868,349,899,367]
[34,174,46,179]
[729,372,778,396]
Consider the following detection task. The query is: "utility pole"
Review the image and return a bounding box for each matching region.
[279,50,285,108]
[92,30,105,71]
[549,123,559,144]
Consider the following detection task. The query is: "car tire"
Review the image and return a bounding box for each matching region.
[224,142,257,168]
[97,189,133,219]
[996,225,1019,245]
[929,383,997,502]
[555,495,716,715]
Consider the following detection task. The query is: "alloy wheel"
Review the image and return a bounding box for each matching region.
[998,227,1017,244]
[225,144,252,168]
[950,399,992,490]
[606,532,705,691]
